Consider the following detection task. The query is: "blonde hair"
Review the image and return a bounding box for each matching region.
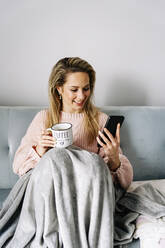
[48,57,100,144]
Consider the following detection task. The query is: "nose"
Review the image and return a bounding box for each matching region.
[77,90,85,101]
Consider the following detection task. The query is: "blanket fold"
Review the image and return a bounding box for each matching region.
[0,170,32,247]
[114,183,165,246]
[0,146,114,248]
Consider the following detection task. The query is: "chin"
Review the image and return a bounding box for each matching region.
[74,103,84,108]
[73,106,84,113]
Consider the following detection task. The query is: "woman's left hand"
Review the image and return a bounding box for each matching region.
[96,123,121,171]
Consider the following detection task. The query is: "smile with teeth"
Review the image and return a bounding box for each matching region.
[74,101,84,106]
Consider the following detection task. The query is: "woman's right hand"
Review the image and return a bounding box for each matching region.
[36,129,56,157]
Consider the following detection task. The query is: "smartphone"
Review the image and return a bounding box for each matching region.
[97,115,125,147]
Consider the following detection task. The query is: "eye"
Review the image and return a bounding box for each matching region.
[71,89,77,92]
[84,87,90,91]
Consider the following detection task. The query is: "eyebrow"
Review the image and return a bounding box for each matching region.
[69,84,90,88]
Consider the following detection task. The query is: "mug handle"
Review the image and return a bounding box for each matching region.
[46,128,53,134]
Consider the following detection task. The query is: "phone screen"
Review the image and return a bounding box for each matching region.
[97,115,124,147]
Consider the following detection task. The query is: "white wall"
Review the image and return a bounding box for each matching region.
[0,0,165,107]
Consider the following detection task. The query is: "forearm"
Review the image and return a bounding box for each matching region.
[13,144,41,176]
[13,110,48,176]
[111,153,133,190]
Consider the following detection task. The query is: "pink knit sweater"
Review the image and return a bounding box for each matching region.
[13,109,133,189]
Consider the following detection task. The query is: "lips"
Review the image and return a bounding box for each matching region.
[74,101,84,106]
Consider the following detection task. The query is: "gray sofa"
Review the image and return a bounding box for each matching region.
[1,106,165,248]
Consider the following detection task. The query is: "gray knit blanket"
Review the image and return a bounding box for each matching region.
[0,146,114,248]
[114,181,165,246]
[1,146,165,248]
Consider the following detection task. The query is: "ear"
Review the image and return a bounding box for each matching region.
[56,86,63,95]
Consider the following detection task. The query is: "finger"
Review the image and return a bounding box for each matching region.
[41,140,56,147]
[96,136,107,148]
[41,144,55,148]
[20,166,33,176]
[103,128,116,145]
[116,123,120,144]
[42,135,55,141]
[98,131,112,146]
[19,161,35,176]
[103,156,109,163]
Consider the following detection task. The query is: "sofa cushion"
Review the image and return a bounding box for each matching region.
[102,106,165,181]
[0,106,42,188]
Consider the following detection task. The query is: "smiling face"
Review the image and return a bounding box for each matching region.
[57,72,91,113]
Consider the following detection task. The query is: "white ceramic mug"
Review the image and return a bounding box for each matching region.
[47,122,73,148]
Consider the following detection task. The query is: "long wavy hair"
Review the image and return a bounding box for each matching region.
[48,57,100,144]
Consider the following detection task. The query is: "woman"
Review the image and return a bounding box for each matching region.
[13,57,133,189]
[1,57,133,248]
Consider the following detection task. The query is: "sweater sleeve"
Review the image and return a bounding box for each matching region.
[111,148,133,190]
[13,110,48,176]
[98,112,133,190]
